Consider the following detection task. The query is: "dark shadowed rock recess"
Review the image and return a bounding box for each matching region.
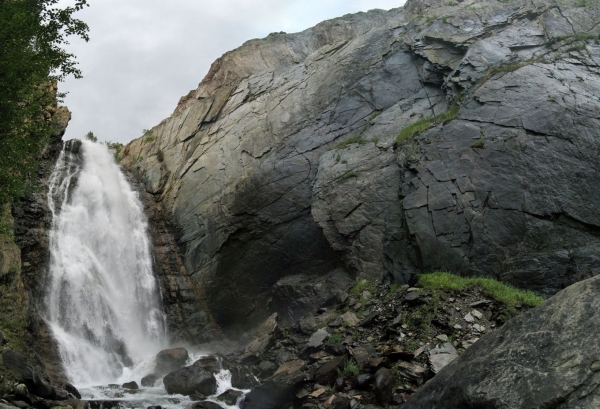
[120,0,600,340]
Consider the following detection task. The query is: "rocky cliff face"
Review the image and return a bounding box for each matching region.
[0,100,71,386]
[121,0,600,337]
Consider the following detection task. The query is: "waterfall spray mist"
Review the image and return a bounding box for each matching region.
[46,140,167,386]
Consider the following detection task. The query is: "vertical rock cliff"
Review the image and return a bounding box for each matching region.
[0,100,71,385]
[121,0,600,338]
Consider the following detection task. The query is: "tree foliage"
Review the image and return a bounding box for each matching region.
[85,131,97,142]
[0,0,89,204]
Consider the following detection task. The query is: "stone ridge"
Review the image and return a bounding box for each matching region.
[121,0,600,339]
[172,8,404,117]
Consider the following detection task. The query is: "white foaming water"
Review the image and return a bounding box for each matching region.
[46,140,167,385]
[46,140,246,408]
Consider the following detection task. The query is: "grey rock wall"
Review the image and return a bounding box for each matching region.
[122,0,600,337]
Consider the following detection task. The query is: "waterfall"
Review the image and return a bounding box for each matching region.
[46,139,167,386]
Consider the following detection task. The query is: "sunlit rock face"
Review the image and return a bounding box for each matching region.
[122,0,600,337]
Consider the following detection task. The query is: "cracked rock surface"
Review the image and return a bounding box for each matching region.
[121,0,600,338]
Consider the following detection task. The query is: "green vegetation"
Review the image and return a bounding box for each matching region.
[396,104,460,144]
[0,206,13,238]
[144,129,157,143]
[337,358,362,378]
[350,279,374,295]
[104,141,124,161]
[471,138,485,149]
[157,149,164,162]
[85,131,98,142]
[417,272,545,308]
[331,135,367,150]
[386,283,399,299]
[0,0,89,204]
[326,330,342,344]
[548,32,600,46]
[340,171,358,181]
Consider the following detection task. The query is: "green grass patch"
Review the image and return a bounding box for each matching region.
[326,330,343,344]
[417,272,545,308]
[340,171,358,181]
[471,139,485,149]
[396,104,460,144]
[337,358,362,378]
[386,283,399,299]
[350,279,374,295]
[331,135,367,150]
[143,129,157,143]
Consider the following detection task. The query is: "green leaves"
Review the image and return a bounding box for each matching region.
[0,0,89,204]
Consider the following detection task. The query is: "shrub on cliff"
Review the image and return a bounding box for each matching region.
[0,0,89,204]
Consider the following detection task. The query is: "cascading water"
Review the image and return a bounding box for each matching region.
[45,140,246,409]
[46,139,167,385]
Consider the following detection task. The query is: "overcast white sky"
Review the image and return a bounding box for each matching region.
[56,0,405,144]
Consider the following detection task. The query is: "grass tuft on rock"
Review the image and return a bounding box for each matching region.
[330,135,367,150]
[471,138,485,149]
[338,358,362,378]
[349,279,374,295]
[417,272,545,308]
[396,104,460,144]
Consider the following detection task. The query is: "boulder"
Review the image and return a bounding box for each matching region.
[192,356,221,374]
[352,344,376,367]
[428,343,458,374]
[217,389,244,405]
[64,383,81,399]
[307,328,329,348]
[241,360,306,409]
[315,355,348,385]
[258,360,277,377]
[374,368,394,405]
[122,381,139,390]
[224,363,258,390]
[163,366,217,397]
[186,402,223,409]
[155,348,189,374]
[141,373,160,387]
[242,313,279,362]
[330,395,351,409]
[403,275,600,408]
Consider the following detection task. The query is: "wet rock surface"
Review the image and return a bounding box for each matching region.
[163,366,218,397]
[155,348,190,375]
[121,0,600,341]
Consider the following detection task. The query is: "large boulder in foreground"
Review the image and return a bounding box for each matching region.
[241,360,306,409]
[403,275,600,409]
[163,366,217,397]
[155,347,189,374]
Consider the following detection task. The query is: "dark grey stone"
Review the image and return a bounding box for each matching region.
[141,373,160,387]
[163,366,217,397]
[403,274,600,408]
[155,348,189,375]
[374,368,394,406]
